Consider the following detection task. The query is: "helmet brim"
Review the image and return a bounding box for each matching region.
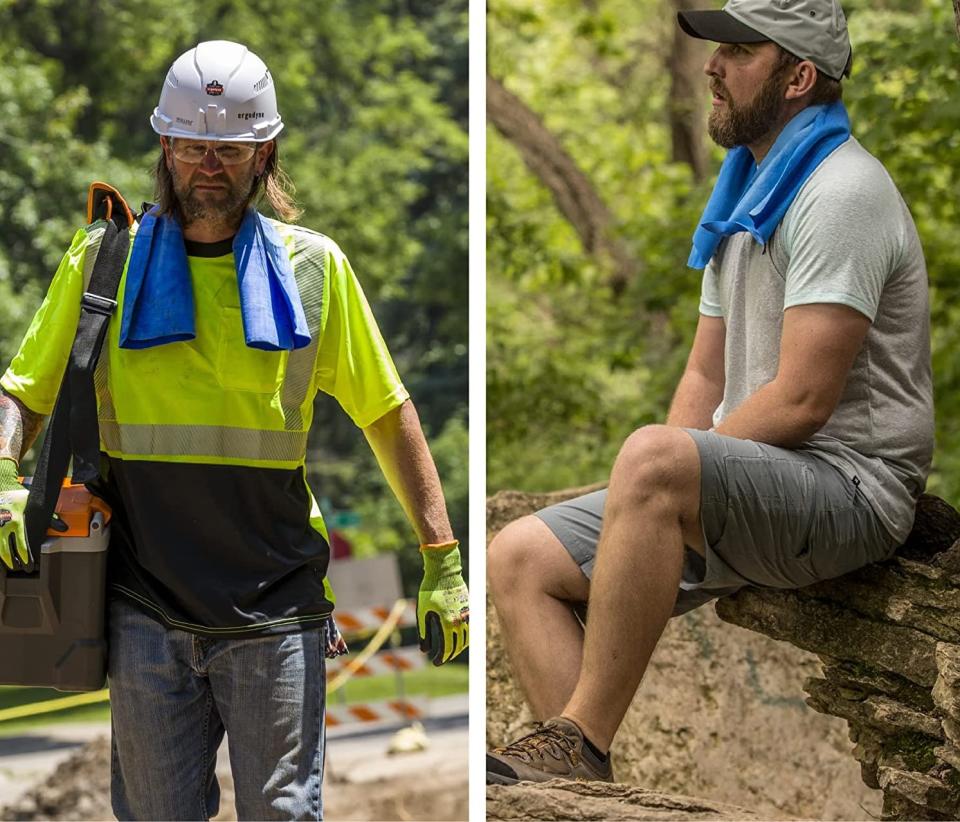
[150,111,283,142]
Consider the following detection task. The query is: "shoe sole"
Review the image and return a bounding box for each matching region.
[486,770,519,786]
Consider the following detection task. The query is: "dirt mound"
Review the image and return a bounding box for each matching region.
[0,735,112,821]
[0,735,466,822]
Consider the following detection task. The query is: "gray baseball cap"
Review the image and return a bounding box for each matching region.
[678,0,852,82]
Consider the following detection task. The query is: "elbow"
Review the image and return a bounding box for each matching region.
[772,379,836,441]
[803,410,831,439]
[792,394,835,439]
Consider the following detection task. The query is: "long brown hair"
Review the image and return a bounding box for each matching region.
[153,140,303,222]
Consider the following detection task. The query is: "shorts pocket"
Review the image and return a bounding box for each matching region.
[701,497,729,550]
[791,465,819,559]
[216,308,286,394]
[804,500,889,582]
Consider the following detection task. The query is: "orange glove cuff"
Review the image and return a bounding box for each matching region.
[419,539,459,552]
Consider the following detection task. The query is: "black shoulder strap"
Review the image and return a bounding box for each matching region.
[23,184,134,562]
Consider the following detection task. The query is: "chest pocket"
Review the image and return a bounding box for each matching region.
[216,307,287,394]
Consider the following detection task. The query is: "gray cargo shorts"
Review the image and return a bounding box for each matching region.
[535,428,901,616]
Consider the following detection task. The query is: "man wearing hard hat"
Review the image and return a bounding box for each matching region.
[0,41,468,819]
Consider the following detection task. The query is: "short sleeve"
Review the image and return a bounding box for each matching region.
[1,229,90,415]
[314,244,409,428]
[698,259,723,317]
[781,155,904,322]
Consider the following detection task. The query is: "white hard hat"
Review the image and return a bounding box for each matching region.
[150,40,283,141]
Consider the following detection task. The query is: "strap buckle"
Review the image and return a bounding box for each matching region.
[81,292,118,316]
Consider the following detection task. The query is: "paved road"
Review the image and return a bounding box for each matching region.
[0,694,467,807]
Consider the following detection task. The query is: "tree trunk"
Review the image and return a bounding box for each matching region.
[667,0,709,181]
[486,74,639,295]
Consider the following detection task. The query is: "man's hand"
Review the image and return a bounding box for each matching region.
[0,459,32,571]
[418,542,469,666]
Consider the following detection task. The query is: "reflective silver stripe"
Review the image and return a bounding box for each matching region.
[277,224,327,431]
[100,420,308,463]
[95,353,116,422]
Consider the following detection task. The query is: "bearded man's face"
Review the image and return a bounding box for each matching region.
[706,44,793,149]
[169,155,258,229]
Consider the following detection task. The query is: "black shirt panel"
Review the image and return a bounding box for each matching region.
[99,458,333,637]
[183,236,235,258]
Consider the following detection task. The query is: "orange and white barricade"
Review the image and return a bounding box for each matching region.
[333,600,417,636]
[325,697,427,727]
[326,645,424,680]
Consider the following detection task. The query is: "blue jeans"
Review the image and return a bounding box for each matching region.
[108,598,327,820]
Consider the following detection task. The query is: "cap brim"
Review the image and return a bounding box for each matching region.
[677,10,770,44]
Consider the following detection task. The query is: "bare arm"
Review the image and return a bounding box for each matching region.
[666,314,726,430]
[0,389,44,464]
[362,399,454,545]
[714,303,871,447]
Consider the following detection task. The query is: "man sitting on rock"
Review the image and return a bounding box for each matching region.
[487,0,933,784]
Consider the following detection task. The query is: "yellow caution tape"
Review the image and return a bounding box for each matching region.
[328,598,408,695]
[0,688,110,723]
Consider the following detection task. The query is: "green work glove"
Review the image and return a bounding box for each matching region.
[0,459,32,572]
[418,541,469,666]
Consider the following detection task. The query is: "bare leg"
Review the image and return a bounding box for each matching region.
[488,515,590,719]
[563,425,704,751]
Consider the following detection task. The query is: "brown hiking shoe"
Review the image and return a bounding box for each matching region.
[486,717,614,785]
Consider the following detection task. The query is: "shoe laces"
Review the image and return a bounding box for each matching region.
[493,722,578,763]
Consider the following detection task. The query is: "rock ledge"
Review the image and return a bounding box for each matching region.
[487,779,761,821]
[715,494,960,820]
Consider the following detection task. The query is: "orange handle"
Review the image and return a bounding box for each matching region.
[19,478,112,538]
[86,182,134,227]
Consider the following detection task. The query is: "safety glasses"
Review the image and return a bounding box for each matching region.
[170,140,258,165]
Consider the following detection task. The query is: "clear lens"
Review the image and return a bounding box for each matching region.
[171,140,257,165]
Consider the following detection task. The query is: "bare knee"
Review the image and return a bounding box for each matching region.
[488,516,546,601]
[609,425,701,518]
[487,515,589,604]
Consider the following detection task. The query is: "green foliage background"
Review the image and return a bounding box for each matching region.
[0,0,468,594]
[488,0,960,506]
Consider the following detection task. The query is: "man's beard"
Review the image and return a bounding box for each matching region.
[172,165,257,231]
[707,69,789,149]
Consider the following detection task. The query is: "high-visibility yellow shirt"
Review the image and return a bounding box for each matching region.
[1,218,409,636]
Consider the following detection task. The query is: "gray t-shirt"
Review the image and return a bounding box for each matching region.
[699,136,933,543]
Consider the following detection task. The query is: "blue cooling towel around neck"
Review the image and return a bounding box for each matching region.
[687,101,851,270]
[119,209,311,351]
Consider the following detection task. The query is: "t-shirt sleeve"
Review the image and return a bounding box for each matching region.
[781,156,904,322]
[698,259,724,317]
[314,243,409,428]
[0,228,91,415]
